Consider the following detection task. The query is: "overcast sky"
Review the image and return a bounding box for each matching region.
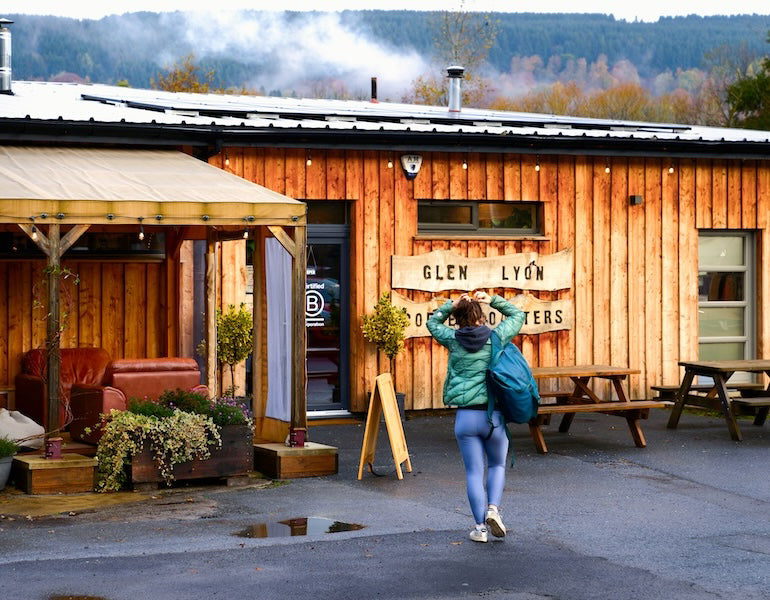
[3,0,768,23]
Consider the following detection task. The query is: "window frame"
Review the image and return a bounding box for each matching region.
[417,200,541,236]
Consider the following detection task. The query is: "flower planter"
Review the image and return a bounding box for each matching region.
[129,424,253,486]
[0,455,13,490]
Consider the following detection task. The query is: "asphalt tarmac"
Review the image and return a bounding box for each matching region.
[1,407,769,600]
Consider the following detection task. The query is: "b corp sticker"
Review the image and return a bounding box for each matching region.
[305,290,325,326]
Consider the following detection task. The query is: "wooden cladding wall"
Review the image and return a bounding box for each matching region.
[215,147,770,411]
[0,258,176,392]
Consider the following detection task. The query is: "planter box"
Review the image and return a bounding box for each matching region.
[130,424,253,486]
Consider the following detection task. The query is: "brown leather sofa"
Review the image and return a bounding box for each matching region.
[70,357,208,444]
[14,348,207,444]
[14,347,112,431]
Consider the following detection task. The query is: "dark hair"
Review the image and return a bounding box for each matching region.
[452,298,484,328]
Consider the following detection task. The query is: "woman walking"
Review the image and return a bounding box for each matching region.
[427,290,525,543]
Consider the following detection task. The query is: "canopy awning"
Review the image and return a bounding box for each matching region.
[0,146,306,226]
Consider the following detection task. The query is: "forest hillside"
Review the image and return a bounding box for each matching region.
[5,10,770,122]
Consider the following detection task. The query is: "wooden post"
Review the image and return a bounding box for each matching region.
[46,224,61,434]
[205,229,218,396]
[17,223,89,434]
[291,224,307,439]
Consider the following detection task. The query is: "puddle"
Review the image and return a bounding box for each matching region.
[235,517,364,538]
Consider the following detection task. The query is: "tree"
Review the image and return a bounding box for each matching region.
[489,81,584,115]
[725,33,770,129]
[490,81,705,125]
[403,2,499,107]
[151,53,214,93]
[702,41,761,126]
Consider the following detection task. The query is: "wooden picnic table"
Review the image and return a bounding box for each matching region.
[529,365,664,454]
[667,359,770,441]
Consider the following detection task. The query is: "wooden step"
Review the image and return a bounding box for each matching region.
[253,442,338,479]
[12,453,97,494]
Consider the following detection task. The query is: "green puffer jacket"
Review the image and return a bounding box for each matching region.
[427,295,525,408]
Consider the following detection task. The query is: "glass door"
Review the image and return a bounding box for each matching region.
[698,233,755,379]
[306,228,349,412]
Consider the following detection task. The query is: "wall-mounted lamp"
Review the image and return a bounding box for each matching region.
[138,217,145,241]
[535,156,540,172]
[629,195,643,206]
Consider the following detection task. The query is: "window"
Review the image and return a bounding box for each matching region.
[418,201,540,235]
[698,232,754,369]
[307,201,349,225]
[0,231,166,259]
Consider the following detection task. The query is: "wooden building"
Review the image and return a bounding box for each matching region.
[2,79,770,429]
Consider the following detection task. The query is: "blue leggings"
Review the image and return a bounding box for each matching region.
[454,408,509,524]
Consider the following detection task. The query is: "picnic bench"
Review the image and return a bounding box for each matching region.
[667,360,770,441]
[651,382,764,400]
[530,365,664,454]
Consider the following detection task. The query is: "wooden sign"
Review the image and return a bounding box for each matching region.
[391,291,573,337]
[391,248,573,292]
[357,373,412,480]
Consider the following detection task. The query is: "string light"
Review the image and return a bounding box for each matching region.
[30,217,38,241]
[138,217,144,241]
[535,156,540,172]
[668,162,675,174]
[224,152,230,167]
[387,155,393,169]
[243,216,255,238]
[10,212,263,225]
[462,156,468,170]
[306,152,312,166]
[605,158,611,174]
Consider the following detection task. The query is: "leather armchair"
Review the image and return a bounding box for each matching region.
[14,348,112,431]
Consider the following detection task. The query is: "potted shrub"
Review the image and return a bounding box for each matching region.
[361,292,411,418]
[94,390,254,492]
[0,435,19,491]
[215,303,253,397]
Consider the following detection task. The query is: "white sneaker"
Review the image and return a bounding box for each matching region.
[469,524,488,543]
[485,506,506,538]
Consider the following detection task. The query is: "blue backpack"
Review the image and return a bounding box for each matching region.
[486,331,540,425]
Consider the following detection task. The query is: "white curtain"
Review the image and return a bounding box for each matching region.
[265,238,292,422]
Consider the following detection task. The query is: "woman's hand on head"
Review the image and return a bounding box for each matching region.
[453,293,470,307]
[473,291,491,304]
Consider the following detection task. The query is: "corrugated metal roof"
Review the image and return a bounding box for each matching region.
[2,80,770,147]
